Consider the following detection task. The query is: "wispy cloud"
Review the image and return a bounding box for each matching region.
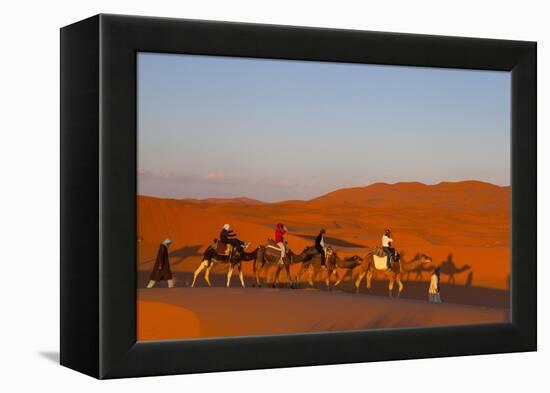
[137,170,330,201]
[139,170,241,186]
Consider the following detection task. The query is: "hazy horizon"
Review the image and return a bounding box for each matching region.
[138,52,510,202]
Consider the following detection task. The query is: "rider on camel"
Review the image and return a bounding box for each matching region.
[275,223,287,265]
[219,224,249,250]
[315,228,327,268]
[382,228,395,269]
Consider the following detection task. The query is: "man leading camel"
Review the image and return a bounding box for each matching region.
[147,238,175,288]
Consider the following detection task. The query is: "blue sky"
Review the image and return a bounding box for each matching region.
[138,52,510,202]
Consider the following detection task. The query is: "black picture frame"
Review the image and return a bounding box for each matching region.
[60,14,536,379]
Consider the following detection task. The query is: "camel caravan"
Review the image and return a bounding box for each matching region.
[187,225,434,297]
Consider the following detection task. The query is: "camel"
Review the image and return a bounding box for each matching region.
[293,247,363,290]
[191,240,258,288]
[253,241,295,287]
[251,244,320,287]
[354,251,432,297]
[291,246,329,287]
[439,253,471,284]
[326,251,364,289]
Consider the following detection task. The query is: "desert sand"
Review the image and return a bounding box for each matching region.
[138,181,510,289]
[137,181,510,340]
[137,287,507,341]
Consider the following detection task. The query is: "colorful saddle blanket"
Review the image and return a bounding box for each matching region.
[216,241,232,256]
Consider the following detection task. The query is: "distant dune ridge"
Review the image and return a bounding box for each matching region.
[137,180,510,289]
[178,196,265,205]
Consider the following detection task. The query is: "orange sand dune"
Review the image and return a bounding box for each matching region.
[138,288,506,341]
[137,301,200,340]
[138,181,510,289]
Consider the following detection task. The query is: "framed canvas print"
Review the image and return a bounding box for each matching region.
[60,14,536,379]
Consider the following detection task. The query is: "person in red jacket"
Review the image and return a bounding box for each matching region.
[275,223,287,265]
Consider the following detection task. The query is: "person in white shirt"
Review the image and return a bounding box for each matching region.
[315,229,327,267]
[428,267,442,303]
[382,229,394,269]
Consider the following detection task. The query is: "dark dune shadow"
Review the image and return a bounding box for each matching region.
[295,234,365,248]
[138,244,203,266]
[38,351,59,364]
[168,244,203,266]
[137,269,510,311]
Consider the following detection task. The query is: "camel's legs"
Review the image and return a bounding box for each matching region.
[254,265,261,287]
[273,265,282,287]
[226,265,234,287]
[293,264,310,286]
[191,260,209,287]
[204,265,213,287]
[334,270,349,287]
[167,279,176,288]
[308,265,315,286]
[267,265,275,285]
[388,276,395,297]
[294,267,303,286]
[355,271,365,289]
[146,280,156,288]
[366,270,373,289]
[284,263,292,287]
[255,261,267,287]
[238,263,245,288]
[333,270,341,286]
[325,269,333,290]
[396,275,404,297]
[262,262,271,286]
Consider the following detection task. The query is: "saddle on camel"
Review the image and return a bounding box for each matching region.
[372,246,400,271]
[265,238,288,265]
[215,238,233,256]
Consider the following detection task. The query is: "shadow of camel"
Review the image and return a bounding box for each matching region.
[168,244,203,266]
[139,244,203,266]
[439,253,472,284]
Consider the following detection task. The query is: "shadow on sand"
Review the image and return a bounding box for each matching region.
[137,270,510,310]
[138,244,203,266]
